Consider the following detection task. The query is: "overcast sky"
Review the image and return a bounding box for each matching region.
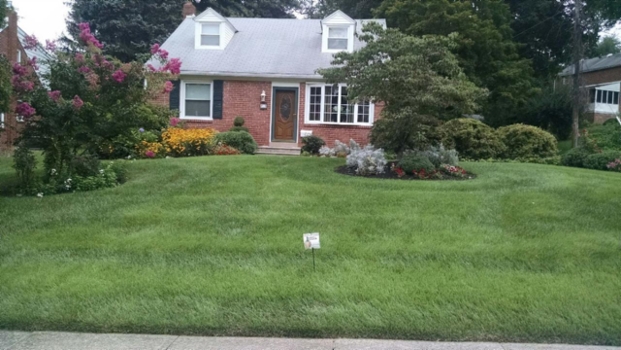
[10,0,621,45]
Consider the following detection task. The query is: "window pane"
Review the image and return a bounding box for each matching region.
[201,35,220,46]
[324,85,339,122]
[339,86,354,123]
[309,87,322,121]
[185,100,211,117]
[589,89,596,103]
[329,27,348,38]
[202,23,220,35]
[608,91,614,104]
[597,90,602,103]
[328,38,348,50]
[614,92,620,105]
[186,84,211,100]
[357,102,370,123]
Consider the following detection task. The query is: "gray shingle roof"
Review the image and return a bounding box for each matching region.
[559,53,621,76]
[151,17,386,79]
[18,27,52,84]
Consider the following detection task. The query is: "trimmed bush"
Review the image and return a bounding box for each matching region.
[583,151,621,171]
[301,135,326,155]
[497,124,558,159]
[439,118,505,160]
[561,148,590,168]
[421,145,459,168]
[70,154,102,177]
[234,116,245,127]
[346,145,387,175]
[586,123,621,151]
[398,153,435,173]
[214,131,258,155]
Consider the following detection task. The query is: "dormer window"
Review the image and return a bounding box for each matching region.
[327,27,348,50]
[321,10,356,53]
[201,23,220,47]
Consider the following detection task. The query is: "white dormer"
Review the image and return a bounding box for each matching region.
[321,10,356,53]
[194,8,237,50]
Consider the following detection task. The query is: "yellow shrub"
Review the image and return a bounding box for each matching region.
[136,140,166,158]
[162,127,218,157]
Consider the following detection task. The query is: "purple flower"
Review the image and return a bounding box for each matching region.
[12,63,27,76]
[48,90,61,102]
[112,69,126,83]
[145,150,155,158]
[73,95,84,110]
[45,40,57,52]
[78,66,91,74]
[170,117,180,127]
[150,43,160,55]
[139,128,145,133]
[16,102,36,118]
[12,75,34,92]
[23,35,38,50]
[27,57,38,70]
[163,81,174,93]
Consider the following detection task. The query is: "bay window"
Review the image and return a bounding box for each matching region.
[306,84,373,125]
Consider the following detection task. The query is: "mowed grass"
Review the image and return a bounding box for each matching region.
[1,155,621,345]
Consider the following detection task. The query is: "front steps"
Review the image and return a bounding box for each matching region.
[256,142,301,156]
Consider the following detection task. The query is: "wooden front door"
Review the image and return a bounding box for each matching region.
[273,89,297,141]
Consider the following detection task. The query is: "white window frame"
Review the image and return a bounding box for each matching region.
[195,22,223,50]
[305,83,374,126]
[180,80,214,120]
[322,25,354,53]
[0,112,4,129]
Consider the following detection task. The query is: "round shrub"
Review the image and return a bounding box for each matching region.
[398,153,435,173]
[214,131,258,155]
[70,154,101,177]
[583,151,621,171]
[561,148,590,168]
[497,124,558,159]
[438,118,505,160]
[301,135,326,155]
[234,116,245,127]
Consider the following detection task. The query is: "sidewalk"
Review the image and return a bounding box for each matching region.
[1,331,620,350]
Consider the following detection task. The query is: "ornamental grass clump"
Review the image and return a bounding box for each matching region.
[346,145,387,175]
[162,127,218,157]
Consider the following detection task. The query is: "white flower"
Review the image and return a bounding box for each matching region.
[37,193,43,198]
[126,155,132,160]
[50,169,57,176]
[99,169,105,174]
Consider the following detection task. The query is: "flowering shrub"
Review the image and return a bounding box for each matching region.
[214,144,242,156]
[213,131,258,155]
[346,145,387,175]
[607,159,621,172]
[398,152,435,173]
[412,168,441,180]
[162,127,218,157]
[440,164,469,178]
[137,140,166,158]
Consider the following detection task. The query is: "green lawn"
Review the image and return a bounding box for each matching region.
[1,155,621,345]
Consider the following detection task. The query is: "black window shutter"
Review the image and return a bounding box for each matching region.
[169,80,181,111]
[213,80,223,119]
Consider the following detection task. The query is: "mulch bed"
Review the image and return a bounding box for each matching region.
[335,162,477,181]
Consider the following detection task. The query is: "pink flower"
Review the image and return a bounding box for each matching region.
[16,102,36,118]
[150,43,160,55]
[23,35,38,50]
[163,81,174,93]
[48,90,61,102]
[45,40,57,52]
[78,66,91,74]
[78,22,103,49]
[12,63,27,76]
[146,64,157,72]
[112,69,126,83]
[170,117,180,127]
[145,150,155,158]
[73,95,84,110]
[12,75,34,92]
[163,58,182,75]
[158,49,169,60]
[27,57,38,70]
[75,53,85,63]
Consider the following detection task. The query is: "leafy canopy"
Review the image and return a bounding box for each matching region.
[595,36,621,57]
[319,23,486,154]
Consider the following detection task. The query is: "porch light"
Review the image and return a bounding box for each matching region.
[260,90,267,110]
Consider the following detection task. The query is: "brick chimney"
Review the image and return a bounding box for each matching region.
[183,1,196,18]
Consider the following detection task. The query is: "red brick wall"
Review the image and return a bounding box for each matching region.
[0,11,27,151]
[153,79,383,148]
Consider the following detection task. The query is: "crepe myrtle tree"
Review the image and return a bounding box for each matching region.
[14,24,180,178]
[318,23,487,155]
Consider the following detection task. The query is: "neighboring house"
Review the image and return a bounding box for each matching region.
[0,8,50,151]
[559,53,621,124]
[151,3,386,154]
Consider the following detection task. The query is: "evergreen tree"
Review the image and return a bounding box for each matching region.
[594,36,621,57]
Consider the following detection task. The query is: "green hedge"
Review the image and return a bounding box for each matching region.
[439,119,505,160]
[214,131,258,155]
[497,124,558,159]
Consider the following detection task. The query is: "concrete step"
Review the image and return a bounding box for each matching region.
[257,146,301,156]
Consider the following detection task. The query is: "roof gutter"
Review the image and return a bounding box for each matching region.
[180,70,325,80]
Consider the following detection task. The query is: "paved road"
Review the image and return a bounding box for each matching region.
[1,331,619,350]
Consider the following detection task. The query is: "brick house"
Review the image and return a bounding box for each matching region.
[0,8,50,151]
[151,3,385,154]
[559,54,621,124]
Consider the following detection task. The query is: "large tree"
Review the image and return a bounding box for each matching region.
[594,36,621,56]
[376,0,538,126]
[67,0,302,62]
[319,23,486,154]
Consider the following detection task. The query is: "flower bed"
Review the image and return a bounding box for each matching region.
[336,162,476,180]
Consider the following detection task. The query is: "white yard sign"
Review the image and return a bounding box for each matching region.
[303,233,320,250]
